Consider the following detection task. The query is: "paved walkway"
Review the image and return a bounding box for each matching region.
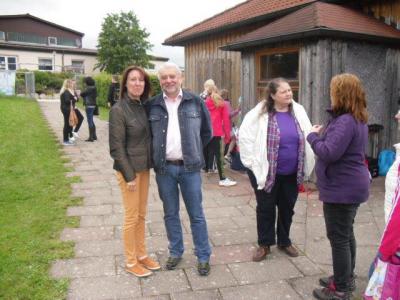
[40,100,385,300]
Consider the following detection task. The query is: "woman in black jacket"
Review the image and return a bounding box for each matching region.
[80,76,97,142]
[60,79,77,146]
[109,66,159,277]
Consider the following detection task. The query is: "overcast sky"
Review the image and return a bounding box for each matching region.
[2,0,245,66]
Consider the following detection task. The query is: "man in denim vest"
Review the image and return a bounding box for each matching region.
[148,62,212,276]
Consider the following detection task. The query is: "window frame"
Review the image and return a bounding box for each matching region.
[38,58,53,71]
[0,55,18,70]
[255,47,300,101]
[48,37,57,46]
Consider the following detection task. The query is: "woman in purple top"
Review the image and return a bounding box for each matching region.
[307,74,370,300]
[240,78,315,262]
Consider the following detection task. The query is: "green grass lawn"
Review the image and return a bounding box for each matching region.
[0,96,80,299]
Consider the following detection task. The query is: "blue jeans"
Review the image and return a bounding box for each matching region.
[85,106,95,128]
[155,164,211,262]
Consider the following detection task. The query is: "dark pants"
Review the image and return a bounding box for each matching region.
[73,108,84,133]
[62,110,72,142]
[205,136,225,180]
[247,170,298,247]
[323,202,359,292]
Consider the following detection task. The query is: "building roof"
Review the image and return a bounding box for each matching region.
[0,41,97,56]
[164,0,319,45]
[0,14,84,36]
[222,2,400,50]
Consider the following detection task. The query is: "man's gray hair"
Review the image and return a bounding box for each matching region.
[157,62,182,79]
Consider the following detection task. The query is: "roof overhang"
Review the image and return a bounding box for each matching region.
[0,42,97,56]
[0,14,84,37]
[163,3,313,46]
[221,28,400,51]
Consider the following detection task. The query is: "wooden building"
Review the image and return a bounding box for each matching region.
[164,0,400,150]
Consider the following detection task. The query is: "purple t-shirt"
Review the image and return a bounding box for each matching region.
[276,112,299,175]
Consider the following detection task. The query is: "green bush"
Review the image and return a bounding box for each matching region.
[91,72,161,107]
[149,74,161,96]
[33,71,73,95]
[92,73,110,107]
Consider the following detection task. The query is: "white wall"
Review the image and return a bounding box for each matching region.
[0,48,99,74]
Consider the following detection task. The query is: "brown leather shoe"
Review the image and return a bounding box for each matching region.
[252,246,271,262]
[278,245,299,257]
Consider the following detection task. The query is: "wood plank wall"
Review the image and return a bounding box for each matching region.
[184,26,259,106]
[361,0,400,26]
[299,40,346,125]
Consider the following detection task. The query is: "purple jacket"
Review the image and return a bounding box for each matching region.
[307,112,370,204]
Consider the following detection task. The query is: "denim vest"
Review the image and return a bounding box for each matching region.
[148,91,212,173]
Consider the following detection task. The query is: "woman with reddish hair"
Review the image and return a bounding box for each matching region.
[308,73,370,300]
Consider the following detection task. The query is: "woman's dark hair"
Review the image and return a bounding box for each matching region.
[84,76,95,86]
[261,77,289,115]
[120,65,151,101]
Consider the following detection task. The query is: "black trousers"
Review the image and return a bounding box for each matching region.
[205,136,225,180]
[62,110,72,142]
[247,170,298,247]
[323,202,359,292]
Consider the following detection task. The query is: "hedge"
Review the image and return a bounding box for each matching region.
[92,73,161,107]
[15,71,161,105]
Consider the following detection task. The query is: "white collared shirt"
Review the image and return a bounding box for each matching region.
[163,90,183,160]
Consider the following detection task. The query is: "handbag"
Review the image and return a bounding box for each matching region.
[69,103,78,127]
[364,255,400,299]
[93,105,99,116]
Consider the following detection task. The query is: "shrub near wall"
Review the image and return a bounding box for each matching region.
[92,73,110,107]
[34,71,73,95]
[92,73,161,107]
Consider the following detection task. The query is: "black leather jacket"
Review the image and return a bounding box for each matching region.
[81,86,97,107]
[109,95,152,182]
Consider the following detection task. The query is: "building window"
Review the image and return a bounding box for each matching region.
[71,60,84,73]
[38,58,53,71]
[256,48,299,100]
[0,31,5,40]
[48,37,57,46]
[0,55,17,70]
[8,32,47,44]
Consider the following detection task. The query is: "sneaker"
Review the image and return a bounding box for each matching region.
[72,132,79,138]
[125,263,152,278]
[197,261,210,276]
[319,275,356,292]
[62,141,74,146]
[166,256,182,270]
[219,178,237,187]
[69,136,75,142]
[313,286,350,300]
[138,256,161,271]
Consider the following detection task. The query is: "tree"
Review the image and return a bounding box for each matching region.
[96,11,152,74]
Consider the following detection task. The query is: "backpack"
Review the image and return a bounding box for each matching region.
[378,149,396,176]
